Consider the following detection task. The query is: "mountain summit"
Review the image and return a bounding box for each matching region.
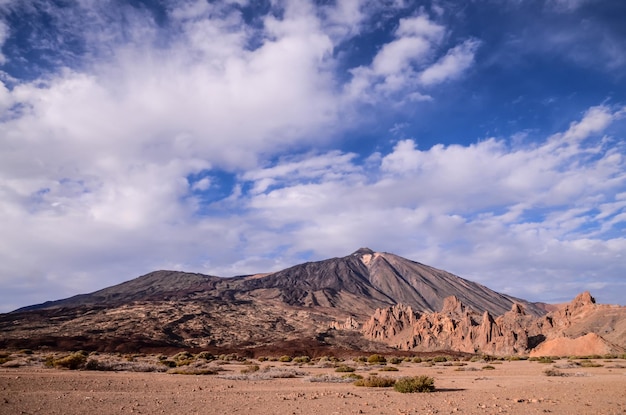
[1,249,547,353]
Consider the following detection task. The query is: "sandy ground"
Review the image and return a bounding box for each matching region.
[1,359,625,415]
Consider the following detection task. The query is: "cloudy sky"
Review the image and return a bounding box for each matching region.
[0,0,625,312]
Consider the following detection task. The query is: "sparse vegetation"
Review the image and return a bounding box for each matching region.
[334,365,356,373]
[388,356,403,364]
[308,374,356,383]
[544,368,569,377]
[367,354,386,364]
[379,366,399,371]
[530,356,554,364]
[411,357,422,363]
[354,375,396,388]
[278,355,293,362]
[241,364,260,374]
[52,351,88,370]
[433,356,447,363]
[393,376,435,393]
[196,352,215,361]
[167,367,220,375]
[292,356,311,363]
[85,358,166,372]
[482,365,496,370]
[578,360,603,368]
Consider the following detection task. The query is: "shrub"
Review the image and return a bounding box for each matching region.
[196,352,215,361]
[307,374,356,383]
[578,360,603,368]
[354,375,396,388]
[379,366,399,371]
[160,360,177,368]
[544,368,569,377]
[241,364,260,374]
[335,365,356,373]
[293,356,311,364]
[367,354,386,364]
[278,355,292,362]
[393,376,435,393]
[168,367,219,375]
[354,356,368,363]
[389,357,403,364]
[53,352,88,370]
[257,356,268,362]
[342,373,363,380]
[433,356,447,363]
[411,357,422,363]
[482,365,496,370]
[173,351,193,361]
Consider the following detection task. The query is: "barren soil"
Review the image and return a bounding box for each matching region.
[2,358,625,414]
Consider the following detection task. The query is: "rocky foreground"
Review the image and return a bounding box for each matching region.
[1,354,625,415]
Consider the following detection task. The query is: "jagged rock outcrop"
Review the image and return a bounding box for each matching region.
[362,296,535,355]
[330,316,360,330]
[362,292,626,356]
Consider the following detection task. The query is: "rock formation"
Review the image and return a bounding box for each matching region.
[362,292,626,356]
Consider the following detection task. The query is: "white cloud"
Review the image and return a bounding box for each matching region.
[419,38,480,85]
[236,104,626,303]
[345,13,478,102]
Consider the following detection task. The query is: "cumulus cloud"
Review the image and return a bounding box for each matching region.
[238,104,626,303]
[345,13,478,101]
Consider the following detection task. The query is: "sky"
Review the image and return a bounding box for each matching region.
[0,0,625,313]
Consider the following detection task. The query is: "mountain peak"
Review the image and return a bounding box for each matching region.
[352,247,375,256]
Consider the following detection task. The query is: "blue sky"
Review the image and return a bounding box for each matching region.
[1,0,625,312]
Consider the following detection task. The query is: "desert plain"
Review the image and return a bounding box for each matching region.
[1,351,625,415]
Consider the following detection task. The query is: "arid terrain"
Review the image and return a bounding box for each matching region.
[1,248,625,414]
[1,351,625,415]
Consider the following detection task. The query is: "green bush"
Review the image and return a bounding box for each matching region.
[411,357,422,363]
[335,365,356,373]
[292,356,311,363]
[354,375,396,388]
[53,352,88,370]
[278,355,292,362]
[393,376,435,393]
[367,354,386,364]
[433,356,447,363]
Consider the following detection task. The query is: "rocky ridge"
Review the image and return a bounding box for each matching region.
[362,292,626,356]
